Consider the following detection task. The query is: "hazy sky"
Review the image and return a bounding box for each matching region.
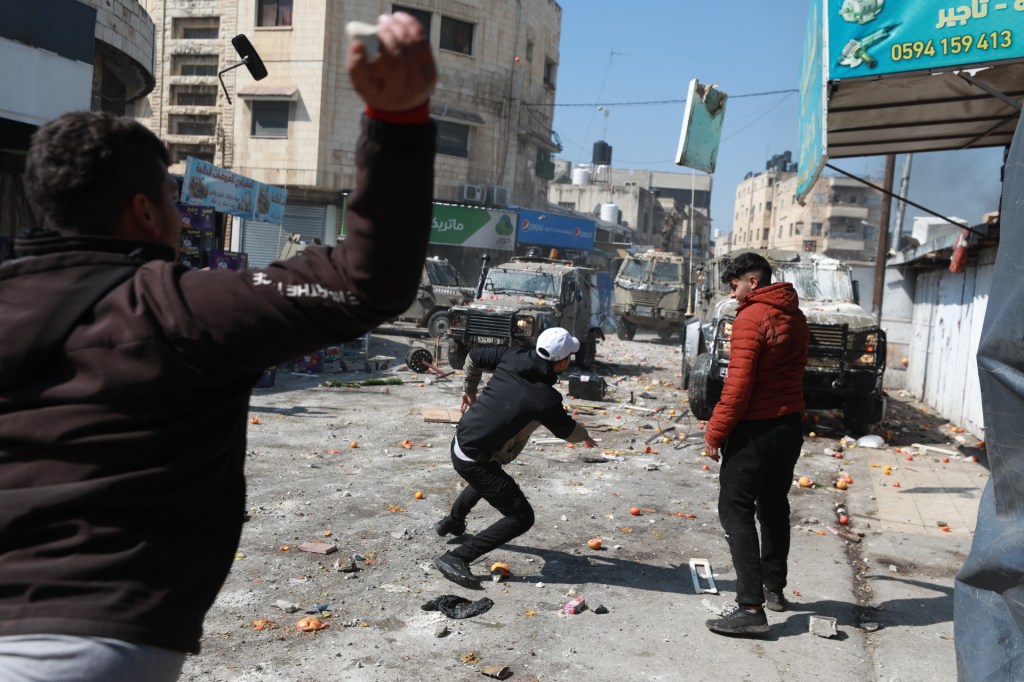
[549,0,1006,236]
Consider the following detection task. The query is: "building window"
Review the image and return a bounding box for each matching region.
[393,5,431,35]
[440,16,473,54]
[173,54,219,76]
[803,239,817,252]
[811,222,822,236]
[795,222,803,235]
[169,143,215,164]
[171,84,218,106]
[251,101,290,138]
[812,192,827,204]
[173,17,220,39]
[170,114,217,136]
[526,40,534,62]
[257,0,293,27]
[846,222,858,233]
[762,228,769,241]
[436,120,469,157]
[543,57,557,88]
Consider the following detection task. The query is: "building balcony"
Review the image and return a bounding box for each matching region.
[825,204,869,220]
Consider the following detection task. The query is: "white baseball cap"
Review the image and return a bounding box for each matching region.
[536,327,580,362]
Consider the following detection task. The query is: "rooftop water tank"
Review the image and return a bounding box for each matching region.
[600,202,620,224]
[571,167,592,185]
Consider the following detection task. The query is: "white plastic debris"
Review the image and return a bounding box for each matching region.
[856,435,885,448]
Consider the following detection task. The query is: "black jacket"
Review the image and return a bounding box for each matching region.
[456,346,588,464]
[0,116,435,653]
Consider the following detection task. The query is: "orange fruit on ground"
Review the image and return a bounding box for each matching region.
[587,537,602,550]
[835,479,848,490]
[414,491,425,499]
[350,441,359,448]
[629,507,641,516]
[798,476,813,488]
[839,515,849,525]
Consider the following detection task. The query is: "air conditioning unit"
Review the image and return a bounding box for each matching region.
[487,185,509,207]
[458,183,485,203]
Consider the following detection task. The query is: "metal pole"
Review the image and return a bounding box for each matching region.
[686,171,696,315]
[872,154,896,324]
[893,153,913,249]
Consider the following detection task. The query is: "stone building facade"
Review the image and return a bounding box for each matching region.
[724,152,882,262]
[136,0,563,266]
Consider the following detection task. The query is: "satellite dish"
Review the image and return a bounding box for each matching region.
[218,34,268,104]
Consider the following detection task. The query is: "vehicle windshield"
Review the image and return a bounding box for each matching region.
[425,259,461,286]
[775,263,854,302]
[619,258,647,281]
[715,261,854,302]
[486,268,561,297]
[651,260,684,284]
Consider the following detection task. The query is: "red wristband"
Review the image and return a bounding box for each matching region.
[366,102,430,124]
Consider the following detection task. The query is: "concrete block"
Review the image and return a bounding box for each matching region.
[809,615,838,638]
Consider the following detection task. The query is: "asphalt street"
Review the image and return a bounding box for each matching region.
[179,330,986,681]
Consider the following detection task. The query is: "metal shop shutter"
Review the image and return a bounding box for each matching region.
[241,203,327,268]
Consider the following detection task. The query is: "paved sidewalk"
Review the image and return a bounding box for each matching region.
[841,414,988,682]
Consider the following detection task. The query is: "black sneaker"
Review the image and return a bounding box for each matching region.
[433,515,467,537]
[764,588,787,612]
[433,552,482,590]
[706,607,769,636]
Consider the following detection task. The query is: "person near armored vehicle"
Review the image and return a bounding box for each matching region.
[0,14,435,681]
[701,252,809,636]
[433,328,597,589]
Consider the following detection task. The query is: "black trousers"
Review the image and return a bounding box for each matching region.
[447,444,535,563]
[717,413,803,606]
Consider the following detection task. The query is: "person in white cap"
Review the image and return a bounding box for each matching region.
[433,327,597,589]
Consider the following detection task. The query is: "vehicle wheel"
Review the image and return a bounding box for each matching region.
[843,397,877,437]
[447,341,467,370]
[575,338,597,368]
[616,318,636,341]
[405,347,434,373]
[427,310,450,338]
[687,353,722,421]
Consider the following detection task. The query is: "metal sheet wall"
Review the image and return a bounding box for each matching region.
[905,249,996,436]
[241,203,327,268]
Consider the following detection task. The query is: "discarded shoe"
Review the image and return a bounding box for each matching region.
[434,515,467,537]
[706,606,769,636]
[433,552,481,590]
[764,588,787,612]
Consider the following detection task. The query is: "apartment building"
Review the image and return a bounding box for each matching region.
[137,0,563,267]
[548,161,713,256]
[724,152,882,261]
[0,0,157,253]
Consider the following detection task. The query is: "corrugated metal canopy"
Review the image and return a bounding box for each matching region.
[827,62,1024,158]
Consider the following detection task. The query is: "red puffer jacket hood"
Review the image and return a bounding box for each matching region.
[705,281,809,449]
[738,281,800,315]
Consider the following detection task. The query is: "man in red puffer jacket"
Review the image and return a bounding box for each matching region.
[702,252,809,637]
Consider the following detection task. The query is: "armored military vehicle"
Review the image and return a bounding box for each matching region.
[612,249,691,340]
[445,255,606,369]
[683,249,886,435]
[393,257,475,337]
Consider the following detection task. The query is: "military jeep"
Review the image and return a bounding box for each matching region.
[393,257,475,337]
[683,249,886,435]
[612,249,691,340]
[445,256,606,369]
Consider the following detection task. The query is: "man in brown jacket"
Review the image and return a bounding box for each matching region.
[0,14,435,681]
[703,252,809,636]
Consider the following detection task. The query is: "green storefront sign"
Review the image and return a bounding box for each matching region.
[341,198,516,250]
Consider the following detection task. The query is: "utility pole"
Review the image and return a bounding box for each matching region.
[872,154,896,323]
[893,153,913,249]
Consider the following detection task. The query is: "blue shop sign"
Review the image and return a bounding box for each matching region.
[516,209,595,250]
